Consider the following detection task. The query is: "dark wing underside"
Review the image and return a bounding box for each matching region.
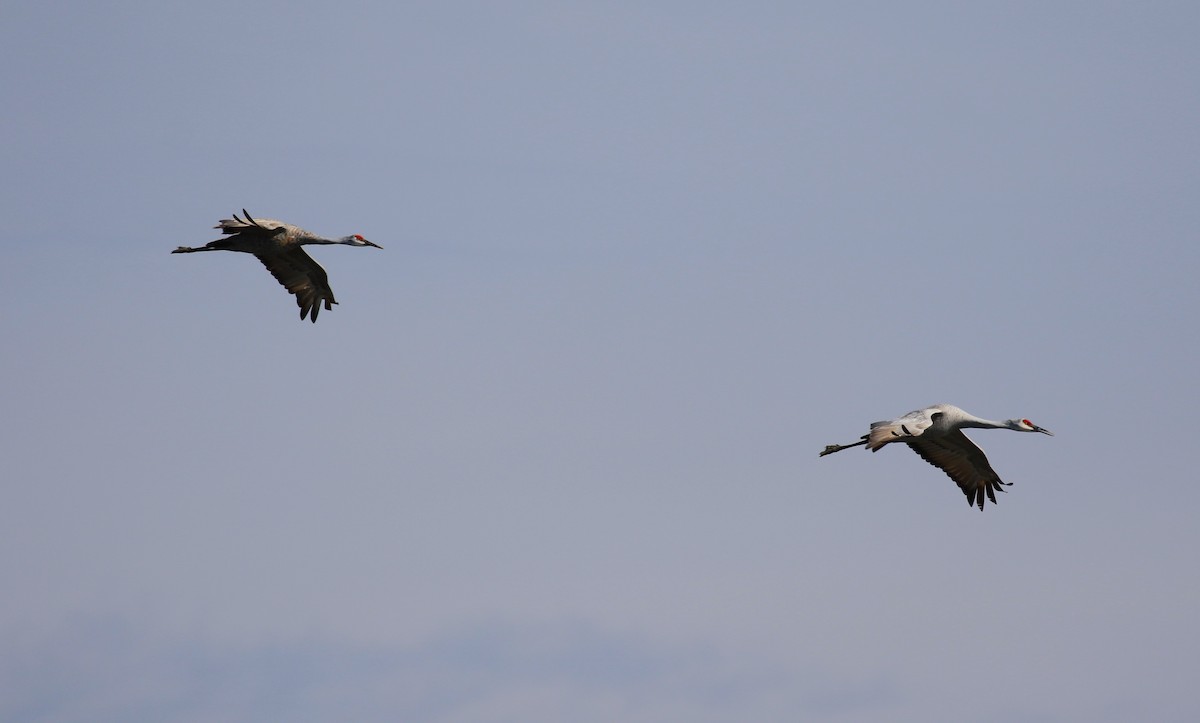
[255,248,337,322]
[906,430,1011,511]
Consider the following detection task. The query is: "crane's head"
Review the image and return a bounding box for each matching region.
[1010,418,1053,435]
[340,234,383,249]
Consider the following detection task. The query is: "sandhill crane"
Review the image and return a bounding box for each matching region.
[172,210,381,322]
[819,403,1053,510]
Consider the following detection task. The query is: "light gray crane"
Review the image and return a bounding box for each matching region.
[173,210,382,322]
[819,403,1053,510]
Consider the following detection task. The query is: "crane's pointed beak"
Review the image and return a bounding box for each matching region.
[1034,425,1054,436]
[365,240,383,249]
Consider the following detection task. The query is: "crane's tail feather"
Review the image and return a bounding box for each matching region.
[866,420,930,450]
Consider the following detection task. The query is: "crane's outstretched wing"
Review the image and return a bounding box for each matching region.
[906,430,1010,510]
[256,247,337,323]
[866,407,939,451]
[216,209,289,238]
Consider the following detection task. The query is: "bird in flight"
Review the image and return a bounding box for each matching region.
[819,403,1053,510]
[173,210,382,322]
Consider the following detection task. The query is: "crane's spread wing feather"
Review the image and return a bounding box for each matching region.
[866,407,939,451]
[216,210,288,238]
[905,430,1010,510]
[255,248,337,323]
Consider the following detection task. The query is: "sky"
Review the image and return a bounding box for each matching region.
[2,1,1199,721]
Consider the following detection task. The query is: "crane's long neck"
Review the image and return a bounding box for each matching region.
[955,410,1012,427]
[958,414,1019,430]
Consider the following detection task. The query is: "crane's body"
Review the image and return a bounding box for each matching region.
[819,403,1053,510]
[173,210,381,322]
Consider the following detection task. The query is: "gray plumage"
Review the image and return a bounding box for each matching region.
[173,210,382,322]
[819,403,1053,510]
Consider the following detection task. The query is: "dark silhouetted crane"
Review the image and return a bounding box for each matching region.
[173,210,381,322]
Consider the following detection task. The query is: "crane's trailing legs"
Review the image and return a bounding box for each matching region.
[172,241,235,253]
[819,438,868,457]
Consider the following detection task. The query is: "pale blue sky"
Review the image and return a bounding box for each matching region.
[3,2,1199,721]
